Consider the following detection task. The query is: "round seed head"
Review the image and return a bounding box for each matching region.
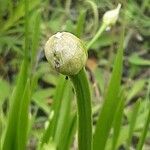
[44,32,87,75]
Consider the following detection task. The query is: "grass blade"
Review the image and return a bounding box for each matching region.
[111,92,125,150]
[50,76,67,138]
[75,10,86,37]
[41,75,67,146]
[2,60,28,150]
[17,80,31,150]
[126,100,140,150]
[61,113,77,150]
[137,81,150,150]
[2,0,30,148]
[137,103,150,150]
[54,81,72,148]
[31,11,41,68]
[93,28,124,150]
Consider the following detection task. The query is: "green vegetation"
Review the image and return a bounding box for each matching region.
[0,0,150,150]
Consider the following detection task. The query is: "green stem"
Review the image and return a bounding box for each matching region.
[87,23,107,50]
[70,68,92,150]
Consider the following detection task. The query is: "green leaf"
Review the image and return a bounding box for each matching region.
[31,11,41,67]
[17,80,31,150]
[2,60,28,150]
[32,88,54,114]
[137,91,150,150]
[93,28,124,150]
[111,92,125,150]
[61,113,77,150]
[128,54,150,66]
[0,78,10,103]
[41,75,67,146]
[54,81,73,149]
[94,67,105,94]
[43,142,56,150]
[126,80,145,103]
[76,10,86,37]
[126,100,140,150]
[137,105,150,150]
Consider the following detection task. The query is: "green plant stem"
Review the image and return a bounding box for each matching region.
[87,23,107,50]
[137,104,150,150]
[70,68,92,150]
[41,76,67,146]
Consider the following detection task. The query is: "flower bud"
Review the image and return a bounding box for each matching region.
[103,3,121,26]
[44,32,87,76]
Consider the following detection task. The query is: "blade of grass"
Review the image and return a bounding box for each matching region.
[24,0,29,58]
[93,27,124,150]
[126,80,145,103]
[111,92,125,150]
[137,105,150,150]
[128,54,150,66]
[41,75,67,146]
[75,10,86,37]
[54,81,72,148]
[17,80,31,150]
[54,82,77,150]
[8,0,13,17]
[50,76,68,139]
[31,11,41,68]
[2,0,30,148]
[32,88,54,114]
[61,113,77,150]
[126,100,140,150]
[0,106,2,149]
[137,82,150,150]
[2,60,28,150]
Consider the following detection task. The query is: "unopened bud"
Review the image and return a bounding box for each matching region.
[44,32,87,76]
[103,3,121,26]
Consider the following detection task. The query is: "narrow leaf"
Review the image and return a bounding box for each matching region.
[54,81,72,148]
[112,92,125,150]
[129,54,150,66]
[137,103,150,150]
[61,113,77,150]
[93,28,124,150]
[17,80,31,150]
[126,100,140,150]
[2,60,28,150]
[76,10,86,37]
[41,75,67,146]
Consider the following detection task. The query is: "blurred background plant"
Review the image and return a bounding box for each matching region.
[0,0,150,150]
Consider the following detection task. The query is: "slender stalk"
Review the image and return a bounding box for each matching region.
[70,68,92,150]
[87,23,107,50]
[137,104,150,150]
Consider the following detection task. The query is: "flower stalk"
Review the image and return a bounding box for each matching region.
[44,32,92,150]
[87,3,121,50]
[70,68,92,150]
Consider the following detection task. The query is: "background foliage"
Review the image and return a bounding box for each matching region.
[0,0,150,149]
